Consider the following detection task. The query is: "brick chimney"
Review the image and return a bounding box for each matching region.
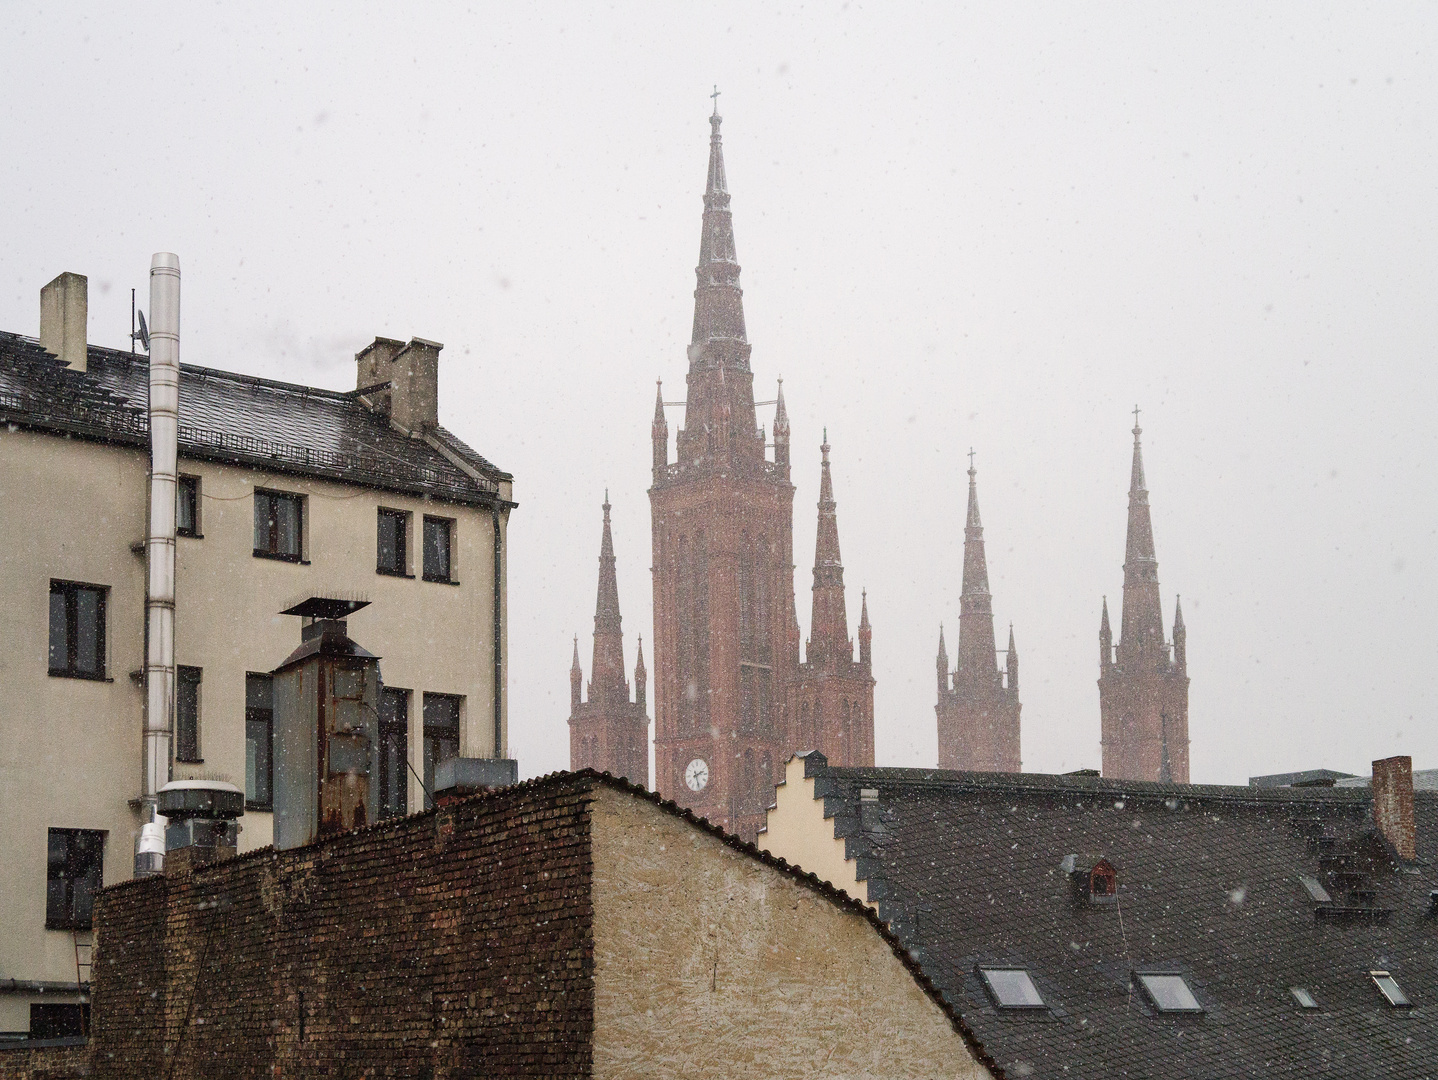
[39,272,88,372]
[1372,755,1416,862]
[354,335,441,433]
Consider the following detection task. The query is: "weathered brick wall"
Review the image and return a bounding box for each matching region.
[0,1043,90,1079]
[91,779,595,1079]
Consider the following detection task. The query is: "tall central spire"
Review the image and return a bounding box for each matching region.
[590,493,628,703]
[955,453,998,688]
[689,107,748,357]
[1119,410,1165,662]
[807,432,850,666]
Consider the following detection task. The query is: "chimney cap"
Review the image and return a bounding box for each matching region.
[281,597,371,620]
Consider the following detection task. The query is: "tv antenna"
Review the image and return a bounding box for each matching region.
[131,294,150,355]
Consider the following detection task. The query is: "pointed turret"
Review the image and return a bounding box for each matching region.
[570,636,582,710]
[858,589,872,668]
[652,379,668,475]
[955,453,999,689]
[1099,597,1113,671]
[1006,625,1019,691]
[936,624,950,694]
[635,635,648,713]
[1119,410,1165,662]
[589,495,628,705]
[807,433,851,666]
[690,105,747,354]
[1172,595,1187,674]
[773,377,790,475]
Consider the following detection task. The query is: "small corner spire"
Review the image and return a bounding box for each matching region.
[571,635,581,670]
[1173,594,1185,630]
[860,588,870,627]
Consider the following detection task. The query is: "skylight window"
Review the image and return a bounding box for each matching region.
[1370,971,1411,1007]
[1298,874,1331,903]
[1135,973,1203,1013]
[1290,987,1318,1009]
[979,968,1045,1009]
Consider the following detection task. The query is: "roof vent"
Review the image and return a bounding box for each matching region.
[1062,854,1117,905]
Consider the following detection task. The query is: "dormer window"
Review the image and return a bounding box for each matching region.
[979,968,1046,1010]
[1135,972,1204,1013]
[1370,971,1411,1007]
[1089,862,1117,897]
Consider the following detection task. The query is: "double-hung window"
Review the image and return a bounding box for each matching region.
[245,673,274,809]
[48,580,106,679]
[422,693,462,810]
[176,666,203,762]
[422,517,454,583]
[254,490,303,561]
[176,475,200,537]
[46,828,104,930]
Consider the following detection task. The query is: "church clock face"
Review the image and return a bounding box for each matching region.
[684,758,710,792]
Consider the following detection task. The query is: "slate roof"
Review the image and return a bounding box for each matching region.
[0,332,510,507]
[790,755,1438,1079]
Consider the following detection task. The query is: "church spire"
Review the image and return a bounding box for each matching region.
[1005,625,1019,691]
[858,589,872,667]
[652,379,668,475]
[955,451,999,689]
[807,432,850,666]
[1119,408,1165,662]
[634,635,648,713]
[570,635,582,710]
[1099,596,1113,671]
[590,494,628,704]
[1172,595,1187,674]
[773,377,790,475]
[689,100,747,355]
[936,624,950,693]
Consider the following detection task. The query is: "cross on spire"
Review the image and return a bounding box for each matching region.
[1132,404,1142,433]
[967,446,976,473]
[710,85,721,115]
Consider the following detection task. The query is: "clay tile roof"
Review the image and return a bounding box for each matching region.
[0,332,510,506]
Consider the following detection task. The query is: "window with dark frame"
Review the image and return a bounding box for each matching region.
[422,692,462,810]
[253,489,303,561]
[48,580,106,679]
[423,516,453,582]
[176,475,200,537]
[176,665,202,762]
[377,508,409,576]
[1134,972,1204,1013]
[245,673,274,809]
[46,828,104,931]
[379,687,410,820]
[979,968,1046,1009]
[29,1004,89,1041]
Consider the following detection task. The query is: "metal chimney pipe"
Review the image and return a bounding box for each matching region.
[142,253,180,833]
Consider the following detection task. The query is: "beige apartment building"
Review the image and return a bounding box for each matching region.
[0,271,514,1040]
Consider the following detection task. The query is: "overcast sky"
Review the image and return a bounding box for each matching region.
[5,4,1436,785]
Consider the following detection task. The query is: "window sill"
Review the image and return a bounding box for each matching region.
[177,531,204,540]
[423,576,461,586]
[244,802,273,813]
[175,758,204,765]
[252,550,309,564]
[376,567,415,579]
[45,923,94,933]
[48,670,112,682]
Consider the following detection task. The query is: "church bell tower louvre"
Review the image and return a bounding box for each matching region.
[936,451,1021,772]
[1098,410,1190,783]
[648,100,801,841]
[567,494,651,787]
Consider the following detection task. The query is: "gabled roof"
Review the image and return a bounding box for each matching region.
[795,758,1438,1079]
[0,332,511,508]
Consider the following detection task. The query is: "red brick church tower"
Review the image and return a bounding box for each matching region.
[936,454,1021,771]
[568,496,650,786]
[790,434,875,766]
[1098,412,1189,782]
[649,103,799,840]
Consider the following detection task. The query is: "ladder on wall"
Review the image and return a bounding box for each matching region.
[72,931,92,1037]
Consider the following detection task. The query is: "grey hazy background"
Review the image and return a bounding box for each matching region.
[4,5,1435,785]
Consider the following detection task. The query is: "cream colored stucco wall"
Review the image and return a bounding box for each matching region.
[590,787,990,1079]
[757,754,869,904]
[0,424,509,1031]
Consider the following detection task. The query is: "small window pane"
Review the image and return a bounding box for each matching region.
[276,496,300,556]
[423,518,451,582]
[177,666,202,761]
[255,492,303,558]
[1298,874,1331,903]
[379,687,409,820]
[980,968,1045,1008]
[1290,987,1318,1009]
[422,693,462,809]
[377,510,407,573]
[245,673,274,808]
[46,828,104,930]
[177,476,199,536]
[1137,973,1203,1012]
[246,672,273,711]
[48,587,67,671]
[1371,972,1411,1007]
[74,588,100,674]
